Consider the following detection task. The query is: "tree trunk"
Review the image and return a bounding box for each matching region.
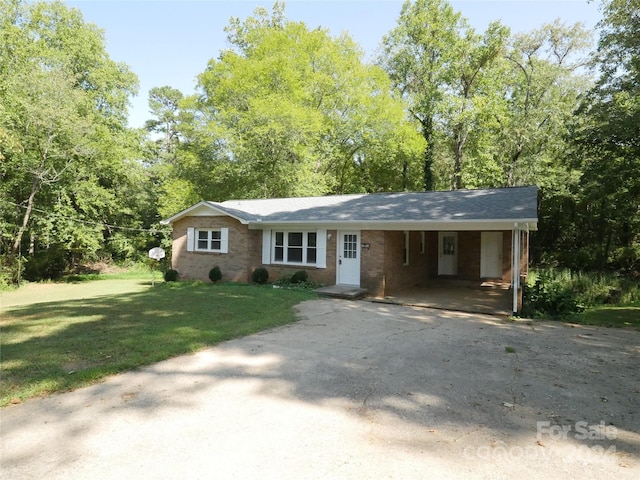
[422,117,434,191]
[453,125,464,190]
[12,177,39,257]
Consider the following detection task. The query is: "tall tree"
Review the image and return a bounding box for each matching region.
[381,0,510,190]
[172,2,424,202]
[442,21,510,189]
[0,0,141,280]
[381,0,464,190]
[144,86,184,160]
[570,0,640,271]
[494,20,591,188]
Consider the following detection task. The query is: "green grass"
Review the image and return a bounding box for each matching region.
[569,305,640,331]
[61,265,156,282]
[524,268,640,328]
[527,268,640,306]
[0,279,316,406]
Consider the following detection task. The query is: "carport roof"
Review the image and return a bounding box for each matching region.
[162,186,538,230]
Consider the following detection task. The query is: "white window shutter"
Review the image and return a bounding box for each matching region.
[187,227,195,252]
[220,228,229,253]
[262,229,271,264]
[316,229,327,268]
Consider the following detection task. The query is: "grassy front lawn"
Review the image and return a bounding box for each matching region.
[0,280,316,406]
[570,305,640,330]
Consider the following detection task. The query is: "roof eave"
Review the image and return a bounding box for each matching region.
[247,218,539,231]
[160,201,252,225]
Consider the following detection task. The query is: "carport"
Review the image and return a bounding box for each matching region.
[373,280,513,316]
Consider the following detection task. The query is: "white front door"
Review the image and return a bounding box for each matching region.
[438,232,458,276]
[337,231,360,286]
[481,232,503,279]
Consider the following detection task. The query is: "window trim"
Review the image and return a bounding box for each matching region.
[271,230,318,266]
[186,227,228,254]
[196,229,222,252]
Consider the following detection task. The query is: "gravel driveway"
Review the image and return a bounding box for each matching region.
[2,299,639,479]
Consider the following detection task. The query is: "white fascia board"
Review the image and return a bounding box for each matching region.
[161,201,251,225]
[247,219,538,231]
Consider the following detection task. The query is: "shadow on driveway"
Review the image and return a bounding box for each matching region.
[2,299,639,479]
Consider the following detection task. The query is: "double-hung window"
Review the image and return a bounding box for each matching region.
[197,229,222,252]
[186,227,228,253]
[273,231,317,265]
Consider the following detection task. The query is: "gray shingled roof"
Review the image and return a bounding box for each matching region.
[212,186,538,223]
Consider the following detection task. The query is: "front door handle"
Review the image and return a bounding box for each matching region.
[339,259,342,265]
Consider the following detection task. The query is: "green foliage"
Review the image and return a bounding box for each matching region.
[290,270,309,284]
[523,267,640,319]
[252,267,269,284]
[0,0,154,284]
[381,1,591,191]
[164,269,179,282]
[22,245,68,281]
[274,272,322,290]
[381,0,467,190]
[522,272,584,319]
[208,266,222,283]
[565,0,640,274]
[161,2,424,203]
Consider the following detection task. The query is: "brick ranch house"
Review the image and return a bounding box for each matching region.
[161,186,538,313]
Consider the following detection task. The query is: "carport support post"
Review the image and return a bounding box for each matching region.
[512,224,520,315]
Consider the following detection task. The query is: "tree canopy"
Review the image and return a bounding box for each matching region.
[1,0,638,282]
[562,0,640,272]
[0,0,154,282]
[152,2,424,214]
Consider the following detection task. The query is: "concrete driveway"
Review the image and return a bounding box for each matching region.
[2,299,639,479]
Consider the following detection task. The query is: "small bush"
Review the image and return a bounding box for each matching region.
[522,272,583,319]
[164,269,179,282]
[273,272,323,290]
[23,245,68,281]
[252,267,269,284]
[527,267,640,308]
[208,266,222,283]
[290,270,308,284]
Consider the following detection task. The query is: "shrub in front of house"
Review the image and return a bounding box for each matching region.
[252,267,269,284]
[522,272,583,319]
[273,271,322,289]
[164,269,179,282]
[209,266,222,283]
[290,270,308,284]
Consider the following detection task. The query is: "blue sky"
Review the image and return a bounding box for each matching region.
[67,1,603,128]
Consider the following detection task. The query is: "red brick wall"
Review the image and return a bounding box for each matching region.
[172,218,337,284]
[361,230,385,296]
[425,230,516,283]
[172,219,527,290]
[172,216,258,282]
[382,231,428,295]
[426,232,439,279]
[457,231,479,280]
